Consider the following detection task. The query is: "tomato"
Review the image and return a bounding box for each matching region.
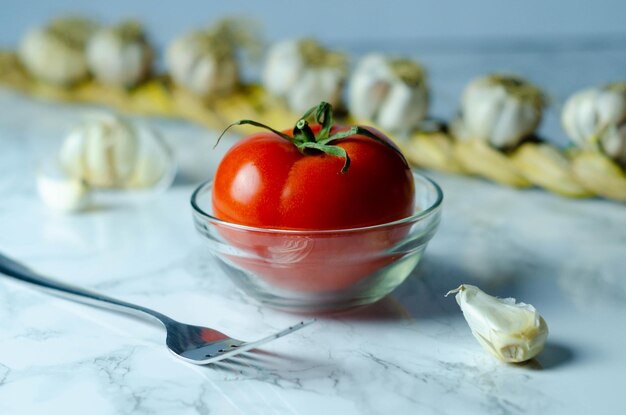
[211,102,415,292]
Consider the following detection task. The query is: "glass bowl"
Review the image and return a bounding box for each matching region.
[190,171,443,313]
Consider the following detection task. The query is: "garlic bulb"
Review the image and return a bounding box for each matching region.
[446,284,548,363]
[166,27,239,98]
[59,113,173,189]
[562,83,626,166]
[19,17,98,85]
[86,21,153,88]
[349,53,428,137]
[262,39,347,113]
[453,74,545,149]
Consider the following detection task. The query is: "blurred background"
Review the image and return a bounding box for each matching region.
[3,0,626,45]
[2,0,626,145]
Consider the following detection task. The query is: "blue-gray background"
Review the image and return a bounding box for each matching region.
[3,0,626,44]
[2,0,626,144]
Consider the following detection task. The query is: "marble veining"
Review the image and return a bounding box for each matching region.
[1,40,626,414]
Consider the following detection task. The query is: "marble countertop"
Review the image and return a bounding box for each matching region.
[1,41,626,414]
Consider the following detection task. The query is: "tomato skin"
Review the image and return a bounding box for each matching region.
[213,126,415,230]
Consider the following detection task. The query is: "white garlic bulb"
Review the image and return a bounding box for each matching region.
[453,74,545,149]
[262,39,347,113]
[86,21,153,88]
[562,83,626,166]
[59,113,173,189]
[166,29,239,98]
[19,17,98,86]
[447,284,548,363]
[349,53,428,137]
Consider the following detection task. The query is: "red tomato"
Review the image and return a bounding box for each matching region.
[211,103,415,292]
[213,126,414,229]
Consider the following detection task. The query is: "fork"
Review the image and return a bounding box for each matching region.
[0,252,314,365]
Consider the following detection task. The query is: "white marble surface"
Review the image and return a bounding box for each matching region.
[1,43,626,413]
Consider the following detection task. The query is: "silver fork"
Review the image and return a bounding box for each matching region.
[0,252,314,365]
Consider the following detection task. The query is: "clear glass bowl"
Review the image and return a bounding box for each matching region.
[190,172,443,313]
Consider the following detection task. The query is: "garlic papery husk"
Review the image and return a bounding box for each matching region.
[59,113,174,189]
[166,20,254,98]
[86,21,153,88]
[349,53,428,137]
[453,74,545,149]
[262,39,347,113]
[36,157,89,212]
[18,17,98,86]
[561,83,626,165]
[447,284,548,363]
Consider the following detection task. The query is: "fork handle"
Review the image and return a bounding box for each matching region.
[0,252,171,325]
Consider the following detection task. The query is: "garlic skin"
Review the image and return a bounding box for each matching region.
[19,17,98,86]
[453,74,545,149]
[561,83,626,166]
[447,284,548,363]
[86,21,153,88]
[262,39,347,113]
[349,53,428,137]
[59,113,173,189]
[166,29,238,98]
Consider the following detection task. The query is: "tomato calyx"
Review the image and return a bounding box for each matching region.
[215,101,407,173]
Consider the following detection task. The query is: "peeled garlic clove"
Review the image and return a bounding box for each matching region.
[86,21,153,88]
[262,39,347,113]
[166,27,239,98]
[19,17,98,86]
[349,54,428,137]
[447,284,548,363]
[455,74,545,149]
[562,83,626,149]
[37,158,89,212]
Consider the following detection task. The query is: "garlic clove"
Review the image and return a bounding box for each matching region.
[80,115,138,187]
[601,122,626,166]
[36,158,89,212]
[126,124,175,188]
[447,284,548,363]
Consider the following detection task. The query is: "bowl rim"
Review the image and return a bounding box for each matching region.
[191,170,443,235]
